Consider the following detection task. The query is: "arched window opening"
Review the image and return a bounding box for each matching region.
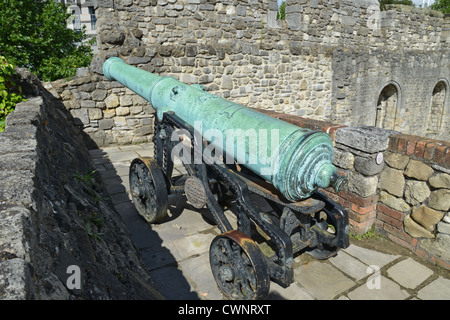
[427,81,447,132]
[376,84,400,130]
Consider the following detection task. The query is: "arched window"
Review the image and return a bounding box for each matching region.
[376,84,400,130]
[427,81,447,133]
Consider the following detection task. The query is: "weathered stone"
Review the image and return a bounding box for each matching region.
[384,152,409,170]
[404,180,430,205]
[419,234,450,263]
[333,149,354,170]
[444,213,450,224]
[379,191,410,213]
[411,205,444,232]
[404,214,434,238]
[99,118,114,130]
[437,221,450,235]
[428,189,450,212]
[335,126,395,154]
[429,173,450,189]
[70,108,90,126]
[379,167,405,197]
[404,160,434,181]
[348,172,378,197]
[105,95,120,109]
[354,154,384,176]
[88,108,103,120]
[92,89,108,101]
[101,30,125,45]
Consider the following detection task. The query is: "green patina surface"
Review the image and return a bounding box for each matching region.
[103,57,345,201]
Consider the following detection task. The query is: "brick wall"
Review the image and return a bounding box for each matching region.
[263,110,450,270]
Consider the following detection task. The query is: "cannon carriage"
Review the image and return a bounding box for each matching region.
[103,57,350,300]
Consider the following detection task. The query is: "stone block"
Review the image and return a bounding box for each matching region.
[404,214,434,238]
[348,172,378,198]
[429,173,450,189]
[354,154,384,176]
[379,191,410,213]
[105,95,120,109]
[333,149,354,170]
[335,126,395,154]
[404,180,430,206]
[428,189,450,212]
[379,167,405,197]
[437,221,450,235]
[99,119,114,130]
[88,108,103,121]
[411,205,444,232]
[116,106,130,116]
[384,152,409,170]
[404,160,434,181]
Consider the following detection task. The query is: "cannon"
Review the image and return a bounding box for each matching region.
[103,57,350,300]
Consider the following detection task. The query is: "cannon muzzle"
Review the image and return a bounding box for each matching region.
[103,57,346,201]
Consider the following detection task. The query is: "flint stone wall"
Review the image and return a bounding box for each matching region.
[0,70,162,299]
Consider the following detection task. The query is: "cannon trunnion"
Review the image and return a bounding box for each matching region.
[104,58,350,300]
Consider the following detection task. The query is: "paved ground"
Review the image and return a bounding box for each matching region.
[89,143,450,300]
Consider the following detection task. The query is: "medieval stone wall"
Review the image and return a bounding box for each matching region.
[0,70,162,299]
[75,0,450,146]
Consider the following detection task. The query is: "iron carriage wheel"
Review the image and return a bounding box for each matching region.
[129,157,169,224]
[209,230,270,300]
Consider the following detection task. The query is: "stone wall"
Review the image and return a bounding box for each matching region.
[260,109,450,270]
[377,133,450,269]
[53,0,446,147]
[0,70,162,299]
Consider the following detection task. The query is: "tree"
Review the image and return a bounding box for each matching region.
[0,0,93,81]
[378,0,414,10]
[430,0,450,14]
[277,1,286,20]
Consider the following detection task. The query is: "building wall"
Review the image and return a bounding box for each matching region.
[86,0,450,141]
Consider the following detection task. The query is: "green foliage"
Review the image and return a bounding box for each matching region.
[0,56,25,132]
[430,0,450,14]
[378,0,414,10]
[277,1,286,20]
[0,0,93,81]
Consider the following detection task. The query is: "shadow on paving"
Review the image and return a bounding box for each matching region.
[89,148,199,300]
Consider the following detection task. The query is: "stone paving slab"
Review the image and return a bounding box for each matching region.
[89,145,450,300]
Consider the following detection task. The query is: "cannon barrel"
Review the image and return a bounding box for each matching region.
[103,57,346,201]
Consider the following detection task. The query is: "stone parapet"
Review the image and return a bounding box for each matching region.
[0,71,162,299]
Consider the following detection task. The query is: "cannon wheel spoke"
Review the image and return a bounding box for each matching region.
[129,158,169,224]
[209,230,270,300]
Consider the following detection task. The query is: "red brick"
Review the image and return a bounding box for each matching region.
[350,218,376,235]
[388,135,400,152]
[436,258,450,271]
[446,148,450,168]
[377,211,403,229]
[414,139,428,158]
[433,144,447,164]
[340,190,378,208]
[406,139,417,155]
[351,202,377,215]
[377,203,403,221]
[383,223,412,244]
[397,135,408,154]
[387,234,415,252]
[424,142,437,160]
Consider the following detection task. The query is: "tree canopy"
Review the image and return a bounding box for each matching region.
[430,0,450,14]
[378,0,414,10]
[0,0,93,81]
